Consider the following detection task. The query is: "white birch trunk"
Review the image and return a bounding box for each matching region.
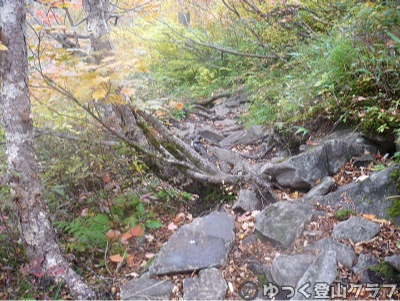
[0,1,94,299]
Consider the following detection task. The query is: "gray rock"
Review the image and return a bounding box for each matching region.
[332,216,380,243]
[352,254,379,275]
[218,119,237,127]
[242,234,258,245]
[225,98,240,108]
[262,145,328,190]
[246,262,273,280]
[219,125,269,147]
[183,268,227,300]
[292,251,337,300]
[209,147,242,165]
[232,160,253,175]
[351,154,377,168]
[232,189,263,212]
[385,254,400,272]
[120,277,173,300]
[306,238,356,268]
[198,126,225,143]
[214,106,230,119]
[219,130,248,147]
[305,177,335,198]
[262,130,383,190]
[305,164,400,226]
[271,254,315,287]
[219,161,232,173]
[256,202,314,248]
[323,139,362,174]
[149,211,235,275]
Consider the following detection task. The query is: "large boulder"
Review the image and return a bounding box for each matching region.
[149,211,235,275]
[260,130,383,190]
[256,202,314,248]
[305,164,400,226]
[261,145,328,190]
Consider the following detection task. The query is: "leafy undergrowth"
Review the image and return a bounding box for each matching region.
[1,143,399,300]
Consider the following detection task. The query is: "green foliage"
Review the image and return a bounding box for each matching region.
[59,214,110,252]
[293,126,310,138]
[387,199,400,220]
[336,209,354,221]
[370,261,400,281]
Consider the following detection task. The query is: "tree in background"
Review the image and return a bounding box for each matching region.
[0,1,94,298]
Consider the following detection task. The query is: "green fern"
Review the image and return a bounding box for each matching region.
[63,214,110,251]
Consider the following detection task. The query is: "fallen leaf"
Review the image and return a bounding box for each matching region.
[175,102,184,110]
[174,212,186,222]
[145,234,155,242]
[362,214,387,223]
[145,252,155,259]
[106,229,121,241]
[0,43,8,51]
[110,254,123,263]
[167,222,178,231]
[307,140,319,146]
[126,254,136,267]
[129,225,144,237]
[121,230,133,241]
[355,174,369,182]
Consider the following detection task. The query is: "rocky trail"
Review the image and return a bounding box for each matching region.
[119,93,400,300]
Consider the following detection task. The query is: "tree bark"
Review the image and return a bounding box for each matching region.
[0,1,94,299]
[82,0,112,56]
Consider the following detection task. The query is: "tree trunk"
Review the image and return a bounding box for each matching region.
[82,0,112,57]
[0,1,94,299]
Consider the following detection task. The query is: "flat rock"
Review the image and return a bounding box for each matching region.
[120,277,173,300]
[219,125,269,147]
[332,216,380,243]
[292,251,337,300]
[271,254,315,287]
[149,211,235,275]
[306,238,356,268]
[232,189,263,212]
[208,146,242,165]
[256,202,314,248]
[183,268,227,300]
[385,254,400,272]
[352,254,379,275]
[218,119,237,127]
[305,177,335,198]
